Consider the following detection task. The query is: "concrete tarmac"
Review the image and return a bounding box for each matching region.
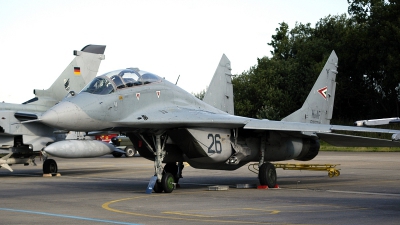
[1,151,399,225]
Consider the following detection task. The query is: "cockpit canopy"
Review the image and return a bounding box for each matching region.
[81,68,162,95]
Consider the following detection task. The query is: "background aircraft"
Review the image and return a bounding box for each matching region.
[0,44,106,173]
[355,117,400,126]
[37,51,400,193]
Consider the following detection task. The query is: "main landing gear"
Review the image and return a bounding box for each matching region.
[258,162,277,188]
[257,135,277,188]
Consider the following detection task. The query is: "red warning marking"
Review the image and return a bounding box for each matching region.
[317,86,328,99]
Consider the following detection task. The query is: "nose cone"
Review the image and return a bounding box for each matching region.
[41,109,59,126]
[41,101,84,130]
[41,97,109,131]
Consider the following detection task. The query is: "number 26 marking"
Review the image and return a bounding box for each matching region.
[208,134,222,154]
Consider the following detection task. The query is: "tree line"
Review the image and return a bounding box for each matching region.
[229,0,400,122]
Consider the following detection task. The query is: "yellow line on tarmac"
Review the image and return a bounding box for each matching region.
[163,207,281,217]
[102,192,302,225]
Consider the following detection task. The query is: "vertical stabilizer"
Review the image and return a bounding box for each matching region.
[203,54,234,114]
[282,51,338,124]
[24,44,106,109]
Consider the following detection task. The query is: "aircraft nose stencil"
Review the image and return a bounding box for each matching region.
[317,86,328,99]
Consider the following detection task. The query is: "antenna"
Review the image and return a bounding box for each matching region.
[175,75,180,85]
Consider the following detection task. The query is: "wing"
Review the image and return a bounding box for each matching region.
[245,120,400,146]
[317,133,400,147]
[117,106,250,129]
[117,107,400,146]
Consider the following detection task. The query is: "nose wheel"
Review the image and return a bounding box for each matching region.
[161,172,175,193]
[153,172,175,193]
[146,132,177,193]
[43,159,58,174]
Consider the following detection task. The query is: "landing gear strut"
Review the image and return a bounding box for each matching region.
[257,134,277,188]
[151,133,176,193]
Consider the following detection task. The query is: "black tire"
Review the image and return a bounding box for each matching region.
[164,163,179,183]
[125,147,135,157]
[153,181,163,193]
[161,172,175,193]
[112,152,123,158]
[43,159,58,174]
[164,163,178,175]
[259,163,277,188]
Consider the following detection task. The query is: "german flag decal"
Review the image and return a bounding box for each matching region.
[74,67,81,75]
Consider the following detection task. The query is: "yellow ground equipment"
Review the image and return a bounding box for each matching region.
[248,163,340,178]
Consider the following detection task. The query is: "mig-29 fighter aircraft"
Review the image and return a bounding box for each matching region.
[37,50,400,193]
[0,44,106,173]
[354,117,400,126]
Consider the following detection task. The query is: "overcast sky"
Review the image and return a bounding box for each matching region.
[0,0,349,103]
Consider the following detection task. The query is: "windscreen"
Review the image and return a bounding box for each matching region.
[81,68,162,95]
[81,77,114,95]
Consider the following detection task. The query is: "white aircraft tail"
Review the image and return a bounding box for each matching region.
[203,54,234,114]
[282,51,338,124]
[22,44,106,108]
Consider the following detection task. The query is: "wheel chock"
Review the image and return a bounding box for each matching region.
[257,184,280,189]
[42,173,61,177]
[257,185,269,189]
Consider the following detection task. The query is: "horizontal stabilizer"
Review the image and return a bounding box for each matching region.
[317,133,400,147]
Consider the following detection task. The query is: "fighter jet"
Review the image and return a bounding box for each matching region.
[38,51,400,193]
[0,44,107,173]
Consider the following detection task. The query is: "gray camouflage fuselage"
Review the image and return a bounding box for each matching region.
[41,66,324,170]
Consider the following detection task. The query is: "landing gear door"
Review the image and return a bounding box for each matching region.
[187,128,232,163]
